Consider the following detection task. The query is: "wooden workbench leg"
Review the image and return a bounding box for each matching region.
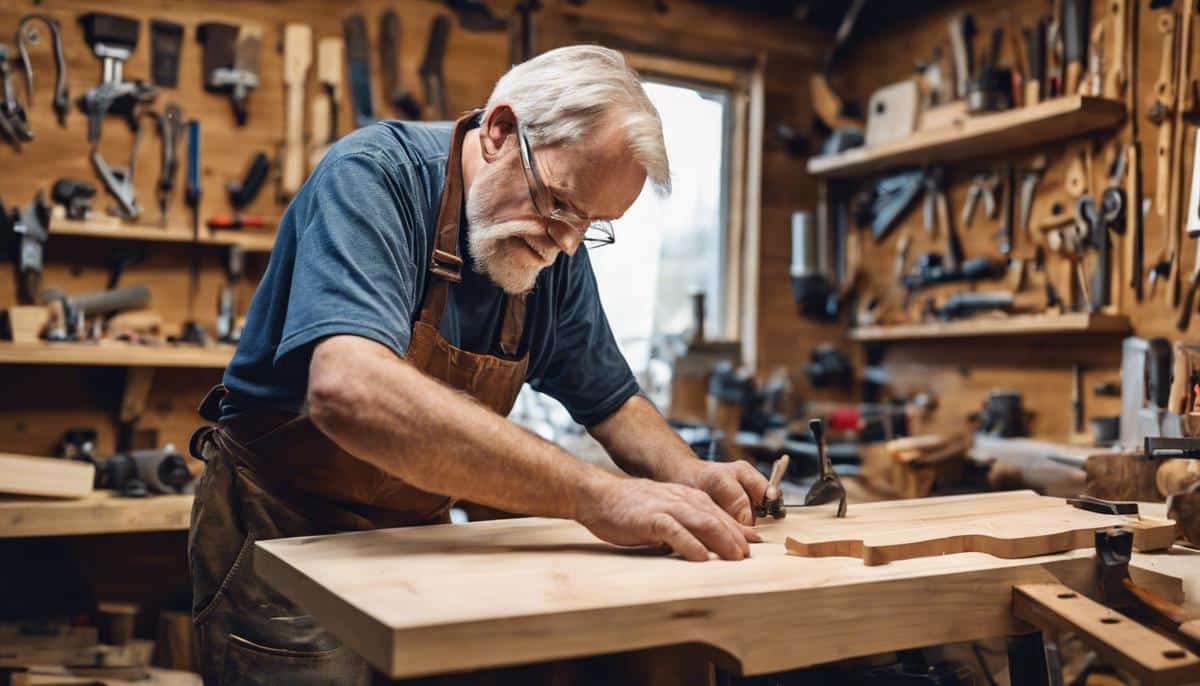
[1007,632,1052,686]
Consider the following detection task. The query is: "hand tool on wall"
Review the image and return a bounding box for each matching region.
[444,0,507,32]
[947,13,975,101]
[343,15,377,129]
[510,1,539,65]
[999,163,1015,255]
[961,170,999,229]
[310,38,343,169]
[1018,154,1046,238]
[1148,11,1177,217]
[76,13,157,144]
[380,11,422,120]
[282,24,312,201]
[181,118,206,345]
[51,178,95,220]
[1087,21,1104,97]
[866,169,922,241]
[924,167,964,270]
[804,419,847,518]
[216,245,244,344]
[1128,142,1144,301]
[1061,0,1089,94]
[967,27,1012,113]
[1178,131,1200,329]
[91,121,144,221]
[149,20,183,88]
[16,14,68,128]
[0,44,31,151]
[1022,17,1047,106]
[1072,364,1084,434]
[1,192,50,305]
[209,152,269,229]
[420,15,451,120]
[1106,0,1127,97]
[198,23,260,126]
[150,103,184,227]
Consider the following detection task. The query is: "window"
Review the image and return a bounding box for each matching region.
[590,80,733,383]
[511,70,747,446]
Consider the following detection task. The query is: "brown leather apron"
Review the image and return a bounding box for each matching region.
[188,112,534,685]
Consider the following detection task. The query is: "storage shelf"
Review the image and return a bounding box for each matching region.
[807,96,1127,178]
[848,312,1132,342]
[0,492,193,538]
[0,341,235,368]
[51,213,276,252]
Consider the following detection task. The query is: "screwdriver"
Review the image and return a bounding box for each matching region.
[179,118,207,344]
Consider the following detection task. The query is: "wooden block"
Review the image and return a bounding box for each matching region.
[96,602,138,646]
[785,493,1176,565]
[2,307,48,343]
[1013,583,1200,686]
[0,454,94,499]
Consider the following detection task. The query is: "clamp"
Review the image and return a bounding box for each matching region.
[91,121,147,221]
[16,14,69,128]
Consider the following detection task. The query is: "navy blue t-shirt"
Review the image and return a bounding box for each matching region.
[221,119,639,426]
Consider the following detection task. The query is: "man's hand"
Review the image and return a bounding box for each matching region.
[576,478,763,562]
[673,460,771,526]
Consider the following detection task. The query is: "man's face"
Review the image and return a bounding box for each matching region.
[465,118,648,294]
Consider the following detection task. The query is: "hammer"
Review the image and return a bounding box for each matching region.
[1094,527,1200,648]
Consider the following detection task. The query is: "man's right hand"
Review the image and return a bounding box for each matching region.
[576,477,763,562]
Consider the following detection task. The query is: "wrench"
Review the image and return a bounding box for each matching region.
[91,122,146,221]
[1019,155,1048,237]
[16,14,69,128]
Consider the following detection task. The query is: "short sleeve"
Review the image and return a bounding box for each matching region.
[274,153,421,370]
[529,248,640,426]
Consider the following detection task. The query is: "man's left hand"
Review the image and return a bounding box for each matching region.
[674,460,771,526]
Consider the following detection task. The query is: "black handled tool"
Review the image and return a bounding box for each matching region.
[180,118,206,345]
[343,15,377,128]
[380,10,422,119]
[1067,494,1139,515]
[76,13,157,143]
[197,23,259,126]
[420,15,451,120]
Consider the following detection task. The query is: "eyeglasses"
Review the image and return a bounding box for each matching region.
[516,121,615,248]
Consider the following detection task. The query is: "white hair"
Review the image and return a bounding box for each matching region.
[484,45,671,195]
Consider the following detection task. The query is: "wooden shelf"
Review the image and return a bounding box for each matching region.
[0,492,193,538]
[0,341,235,368]
[807,96,1127,178]
[51,212,276,252]
[848,312,1132,342]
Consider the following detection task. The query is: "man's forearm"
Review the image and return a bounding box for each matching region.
[307,336,616,519]
[589,394,700,483]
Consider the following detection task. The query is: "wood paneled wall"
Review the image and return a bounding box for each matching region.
[756,0,1200,441]
[1,0,829,457]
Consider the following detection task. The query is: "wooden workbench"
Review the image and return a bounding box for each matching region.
[255,491,1192,680]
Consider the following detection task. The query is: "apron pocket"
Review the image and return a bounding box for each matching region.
[194,531,256,626]
[222,633,365,686]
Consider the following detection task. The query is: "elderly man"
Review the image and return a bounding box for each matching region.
[189,45,768,683]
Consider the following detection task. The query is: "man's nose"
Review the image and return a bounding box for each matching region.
[546,221,582,256]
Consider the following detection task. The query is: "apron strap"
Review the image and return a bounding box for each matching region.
[419,110,478,327]
[418,109,529,358]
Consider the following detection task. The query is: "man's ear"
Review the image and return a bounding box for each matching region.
[479,105,518,162]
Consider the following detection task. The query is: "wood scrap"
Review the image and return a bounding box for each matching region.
[784,493,1175,565]
[0,454,94,499]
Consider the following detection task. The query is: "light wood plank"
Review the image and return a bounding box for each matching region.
[0,342,234,369]
[848,312,1132,342]
[253,492,1187,679]
[0,491,193,538]
[807,96,1127,178]
[0,453,94,498]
